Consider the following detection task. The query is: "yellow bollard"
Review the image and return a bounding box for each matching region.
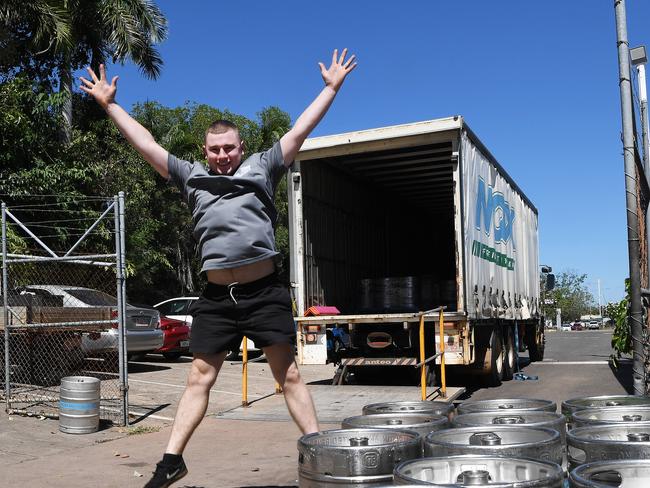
[439,308,447,399]
[242,336,249,407]
[419,313,426,401]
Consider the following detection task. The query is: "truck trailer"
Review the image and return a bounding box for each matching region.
[288,117,547,386]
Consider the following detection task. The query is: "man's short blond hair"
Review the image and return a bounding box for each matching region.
[205,120,240,140]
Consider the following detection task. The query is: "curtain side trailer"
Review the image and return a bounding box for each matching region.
[288,117,543,385]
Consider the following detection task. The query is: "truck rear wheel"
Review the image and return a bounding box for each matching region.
[485,328,504,386]
[502,326,516,381]
[526,323,545,362]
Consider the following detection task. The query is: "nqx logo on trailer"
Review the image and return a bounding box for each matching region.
[475,177,516,247]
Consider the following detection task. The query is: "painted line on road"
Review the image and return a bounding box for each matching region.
[127,378,264,398]
[128,411,175,422]
[538,360,609,365]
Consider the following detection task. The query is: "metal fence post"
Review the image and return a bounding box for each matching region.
[2,202,10,411]
[113,194,127,425]
[118,192,129,425]
[615,0,645,395]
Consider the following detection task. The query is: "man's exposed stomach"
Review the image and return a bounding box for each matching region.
[206,257,275,285]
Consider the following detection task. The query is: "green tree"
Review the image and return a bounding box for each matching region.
[0,0,168,140]
[542,270,596,322]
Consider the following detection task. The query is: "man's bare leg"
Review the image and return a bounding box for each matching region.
[165,351,227,454]
[264,343,319,434]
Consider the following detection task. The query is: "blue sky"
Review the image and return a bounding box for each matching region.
[98,0,650,303]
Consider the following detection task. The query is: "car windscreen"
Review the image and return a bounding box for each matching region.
[64,289,118,306]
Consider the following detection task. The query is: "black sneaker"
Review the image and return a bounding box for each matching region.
[143,457,188,488]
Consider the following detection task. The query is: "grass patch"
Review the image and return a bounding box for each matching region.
[120,425,161,436]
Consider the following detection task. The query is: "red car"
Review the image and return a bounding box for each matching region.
[155,316,190,360]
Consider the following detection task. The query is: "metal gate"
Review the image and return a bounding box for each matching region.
[1,192,129,425]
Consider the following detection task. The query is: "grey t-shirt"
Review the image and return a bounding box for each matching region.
[167,141,288,272]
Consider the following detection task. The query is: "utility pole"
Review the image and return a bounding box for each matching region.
[598,279,603,318]
[614,0,645,395]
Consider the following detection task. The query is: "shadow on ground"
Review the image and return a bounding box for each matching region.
[126,361,172,374]
[609,358,634,393]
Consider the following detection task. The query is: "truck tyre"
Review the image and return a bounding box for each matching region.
[485,328,504,386]
[502,326,516,381]
[526,323,545,362]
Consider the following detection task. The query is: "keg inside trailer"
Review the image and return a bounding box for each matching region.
[362,401,455,419]
[562,395,650,418]
[59,376,100,434]
[298,428,421,487]
[342,413,449,438]
[393,455,564,487]
[424,426,563,466]
[452,410,566,445]
[569,460,650,488]
[567,423,650,471]
[570,406,650,429]
[457,398,556,415]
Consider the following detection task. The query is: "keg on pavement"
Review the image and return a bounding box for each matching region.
[452,410,567,445]
[457,398,556,415]
[562,394,650,419]
[393,455,564,487]
[298,428,421,487]
[342,413,450,438]
[363,401,455,420]
[59,376,100,434]
[567,423,650,471]
[570,406,650,429]
[569,460,650,488]
[424,426,563,466]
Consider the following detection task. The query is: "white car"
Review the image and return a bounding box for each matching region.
[18,285,163,357]
[561,323,571,332]
[153,296,258,353]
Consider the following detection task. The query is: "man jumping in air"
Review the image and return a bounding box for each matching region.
[80,48,356,487]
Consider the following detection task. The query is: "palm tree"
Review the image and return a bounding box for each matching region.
[0,0,167,141]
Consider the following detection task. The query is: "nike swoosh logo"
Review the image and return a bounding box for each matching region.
[166,468,180,480]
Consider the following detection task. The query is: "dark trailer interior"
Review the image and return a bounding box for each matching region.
[294,129,461,318]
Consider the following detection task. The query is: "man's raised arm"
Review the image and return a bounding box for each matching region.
[280,49,357,166]
[80,64,170,179]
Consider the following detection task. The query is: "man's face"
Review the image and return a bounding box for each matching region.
[203,129,245,175]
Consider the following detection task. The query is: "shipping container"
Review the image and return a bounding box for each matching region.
[289,117,546,386]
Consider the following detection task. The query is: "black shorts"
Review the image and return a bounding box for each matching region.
[189,273,296,354]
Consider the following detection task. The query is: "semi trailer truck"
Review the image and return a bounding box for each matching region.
[288,116,550,386]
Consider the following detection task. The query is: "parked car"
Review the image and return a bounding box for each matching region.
[153,296,198,326]
[153,296,258,353]
[587,320,600,330]
[155,316,190,360]
[17,285,163,358]
[561,323,572,331]
[571,322,583,331]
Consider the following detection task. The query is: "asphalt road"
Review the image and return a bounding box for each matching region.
[461,329,632,407]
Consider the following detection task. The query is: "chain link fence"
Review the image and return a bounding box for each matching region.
[2,193,130,425]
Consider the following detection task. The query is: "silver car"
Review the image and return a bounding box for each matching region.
[18,285,163,357]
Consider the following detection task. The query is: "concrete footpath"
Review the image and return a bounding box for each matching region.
[2,330,633,487]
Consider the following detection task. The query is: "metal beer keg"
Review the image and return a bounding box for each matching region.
[452,410,566,445]
[569,460,650,487]
[342,413,449,438]
[562,394,650,418]
[59,376,100,434]
[571,406,650,429]
[567,423,650,471]
[457,398,556,415]
[424,426,563,466]
[363,401,455,419]
[393,455,564,487]
[298,428,421,487]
